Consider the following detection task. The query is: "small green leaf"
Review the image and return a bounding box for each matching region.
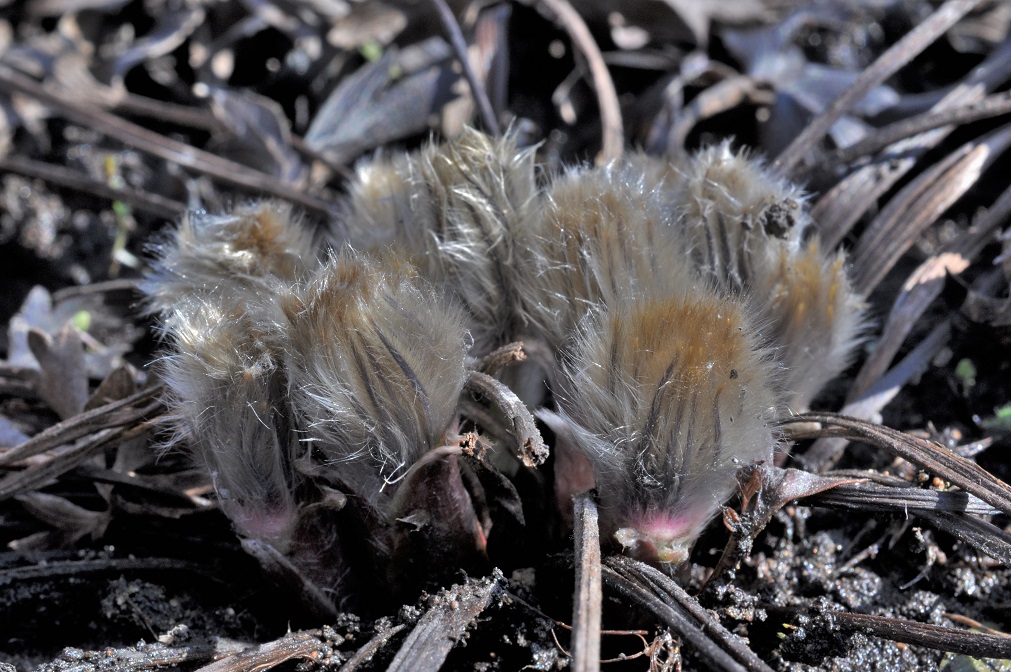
[955,358,977,395]
[70,310,91,332]
[981,404,1011,433]
[360,41,383,62]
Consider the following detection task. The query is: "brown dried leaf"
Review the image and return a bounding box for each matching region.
[13,491,111,547]
[85,363,139,411]
[305,41,461,165]
[27,325,89,420]
[385,573,501,672]
[7,285,57,369]
[327,1,409,50]
[106,7,206,86]
[207,86,306,185]
[851,123,1011,294]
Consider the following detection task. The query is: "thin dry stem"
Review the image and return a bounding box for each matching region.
[774,0,982,176]
[536,0,623,163]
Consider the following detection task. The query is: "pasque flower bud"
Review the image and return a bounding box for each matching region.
[528,141,864,562]
[340,126,542,356]
[144,201,317,547]
[145,130,866,585]
[541,284,779,564]
[145,202,477,605]
[669,142,866,411]
[144,200,319,314]
[279,250,471,509]
[524,158,694,350]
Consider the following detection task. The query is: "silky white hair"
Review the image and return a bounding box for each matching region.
[524,158,696,350]
[280,250,471,508]
[145,204,471,539]
[143,200,320,315]
[145,202,318,547]
[340,126,543,356]
[541,281,780,562]
[144,130,867,572]
[667,142,866,410]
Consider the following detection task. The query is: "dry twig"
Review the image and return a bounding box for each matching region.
[429,0,501,136]
[535,0,623,163]
[570,492,601,672]
[775,0,983,176]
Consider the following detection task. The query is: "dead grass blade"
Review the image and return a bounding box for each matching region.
[806,477,1011,563]
[779,413,1011,517]
[0,556,218,586]
[429,0,500,136]
[339,624,409,672]
[916,510,1011,565]
[536,0,623,163]
[829,90,1011,168]
[851,122,1011,295]
[385,573,501,672]
[810,480,999,516]
[75,463,205,512]
[612,555,777,672]
[0,363,36,399]
[829,611,1011,659]
[774,0,982,177]
[0,412,157,501]
[849,184,1011,401]
[850,320,952,419]
[0,66,334,217]
[571,492,601,672]
[194,630,326,672]
[18,634,222,672]
[799,321,952,472]
[0,385,161,467]
[603,555,774,672]
[812,40,1011,249]
[0,155,187,219]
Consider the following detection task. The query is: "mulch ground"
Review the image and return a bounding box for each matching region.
[2,1,1011,670]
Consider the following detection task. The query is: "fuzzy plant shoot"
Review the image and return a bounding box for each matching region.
[145,202,477,605]
[144,130,865,595]
[526,138,864,563]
